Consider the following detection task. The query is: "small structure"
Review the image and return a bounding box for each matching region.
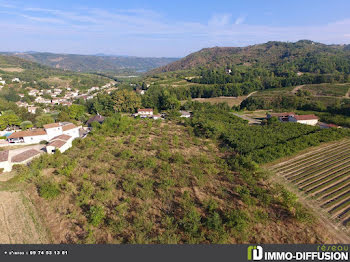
[180,111,191,118]
[27,106,38,114]
[11,149,41,164]
[288,114,319,126]
[0,150,11,172]
[138,108,153,118]
[267,112,295,122]
[46,134,73,154]
[86,114,105,126]
[7,129,47,144]
[12,78,20,83]
[319,122,341,129]
[152,114,162,120]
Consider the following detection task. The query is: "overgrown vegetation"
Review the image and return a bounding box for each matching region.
[11,110,340,243]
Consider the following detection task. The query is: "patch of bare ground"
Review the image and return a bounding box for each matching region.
[0,191,49,243]
[0,67,24,72]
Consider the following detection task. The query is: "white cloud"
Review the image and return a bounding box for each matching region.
[234,15,246,25]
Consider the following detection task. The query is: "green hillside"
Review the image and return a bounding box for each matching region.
[152,40,350,74]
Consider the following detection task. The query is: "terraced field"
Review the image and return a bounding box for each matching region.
[271,139,350,227]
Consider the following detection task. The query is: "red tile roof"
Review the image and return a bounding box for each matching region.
[47,140,66,148]
[62,123,77,131]
[138,108,153,112]
[12,149,40,163]
[43,123,60,129]
[51,134,71,141]
[0,150,9,162]
[8,129,47,139]
[292,114,319,121]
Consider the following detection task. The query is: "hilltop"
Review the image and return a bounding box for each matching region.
[152,40,350,73]
[1,52,179,74]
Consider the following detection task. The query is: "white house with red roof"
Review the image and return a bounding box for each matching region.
[8,122,81,144]
[288,114,319,126]
[137,108,153,118]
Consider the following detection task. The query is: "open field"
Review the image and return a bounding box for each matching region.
[0,170,50,244]
[192,96,246,107]
[0,67,24,72]
[302,83,350,97]
[270,139,350,229]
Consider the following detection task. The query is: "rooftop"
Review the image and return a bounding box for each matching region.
[47,140,66,148]
[0,150,9,162]
[8,129,47,139]
[51,134,72,141]
[62,123,77,131]
[292,114,319,121]
[43,123,60,129]
[12,149,40,163]
[138,108,153,112]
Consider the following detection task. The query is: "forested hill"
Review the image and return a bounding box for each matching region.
[152,40,350,73]
[0,52,179,74]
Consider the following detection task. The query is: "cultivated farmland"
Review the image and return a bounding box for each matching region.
[271,139,350,227]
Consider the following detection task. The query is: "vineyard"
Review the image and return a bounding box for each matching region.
[271,139,350,227]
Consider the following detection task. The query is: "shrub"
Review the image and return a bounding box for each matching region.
[88,205,106,227]
[38,181,60,200]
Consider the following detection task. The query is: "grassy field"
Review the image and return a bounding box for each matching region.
[3,116,345,243]
[302,83,350,97]
[191,96,247,107]
[270,139,350,229]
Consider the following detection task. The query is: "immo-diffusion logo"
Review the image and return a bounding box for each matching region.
[247,245,349,261]
[247,246,263,261]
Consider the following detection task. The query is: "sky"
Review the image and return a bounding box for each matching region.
[1,0,350,57]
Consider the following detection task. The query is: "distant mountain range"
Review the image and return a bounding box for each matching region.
[152,40,350,73]
[0,51,179,74]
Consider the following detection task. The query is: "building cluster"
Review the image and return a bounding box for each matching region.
[133,109,191,120]
[0,122,82,172]
[266,112,339,128]
[14,81,115,114]
[267,112,319,126]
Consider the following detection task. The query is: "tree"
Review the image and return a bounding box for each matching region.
[20,121,34,130]
[159,90,181,110]
[35,115,55,128]
[112,89,141,113]
[0,114,21,130]
[69,104,86,120]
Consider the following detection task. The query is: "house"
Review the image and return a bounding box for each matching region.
[138,108,153,118]
[7,122,81,144]
[27,106,38,114]
[46,134,73,154]
[12,78,20,83]
[267,112,295,122]
[43,123,63,140]
[180,111,191,118]
[152,114,162,120]
[0,150,11,172]
[0,80,6,85]
[7,129,47,144]
[225,69,232,74]
[288,114,319,126]
[86,115,105,126]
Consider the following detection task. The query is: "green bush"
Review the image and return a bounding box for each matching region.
[88,205,106,227]
[38,181,60,200]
